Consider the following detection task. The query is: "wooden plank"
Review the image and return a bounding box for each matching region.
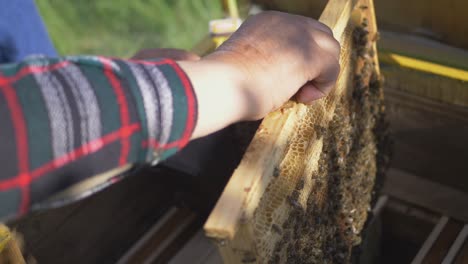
[205,0,358,241]
[421,219,463,264]
[378,31,468,105]
[380,53,468,82]
[380,199,439,264]
[117,207,198,264]
[454,237,468,264]
[253,0,468,49]
[149,211,203,264]
[169,229,221,264]
[379,31,468,71]
[383,168,468,223]
[373,0,468,49]
[384,86,468,122]
[384,88,468,193]
[442,225,468,264]
[383,64,468,108]
[372,195,388,216]
[411,216,449,264]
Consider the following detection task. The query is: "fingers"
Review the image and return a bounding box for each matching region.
[295,82,326,103]
[132,48,200,61]
[311,29,341,61]
[300,16,341,61]
[298,51,340,104]
[300,19,340,103]
[307,19,334,36]
[314,50,340,94]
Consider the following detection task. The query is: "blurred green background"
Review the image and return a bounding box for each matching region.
[36,0,224,57]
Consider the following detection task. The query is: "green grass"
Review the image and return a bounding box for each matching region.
[36,0,224,57]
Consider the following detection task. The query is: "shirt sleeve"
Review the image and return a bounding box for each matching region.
[0,55,197,220]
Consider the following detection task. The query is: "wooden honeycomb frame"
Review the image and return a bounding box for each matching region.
[204,0,381,263]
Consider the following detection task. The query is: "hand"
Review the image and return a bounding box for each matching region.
[177,11,340,138]
[206,11,341,120]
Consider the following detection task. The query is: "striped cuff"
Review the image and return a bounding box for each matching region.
[151,60,197,162]
[122,59,198,163]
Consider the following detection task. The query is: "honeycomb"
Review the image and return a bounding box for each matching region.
[240,17,391,264]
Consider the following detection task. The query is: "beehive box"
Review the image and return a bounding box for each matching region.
[204,0,390,263]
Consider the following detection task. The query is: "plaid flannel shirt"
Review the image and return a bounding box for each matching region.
[0,56,197,220]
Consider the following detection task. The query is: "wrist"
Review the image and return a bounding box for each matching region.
[177,58,249,138]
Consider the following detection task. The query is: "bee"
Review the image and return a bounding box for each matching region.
[287,195,302,211]
[271,224,282,235]
[315,216,322,225]
[296,178,305,190]
[242,252,256,263]
[273,167,280,178]
[361,17,369,28]
[314,125,326,138]
[269,253,280,264]
[372,31,381,42]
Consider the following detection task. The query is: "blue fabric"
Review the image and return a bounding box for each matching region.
[0,0,57,63]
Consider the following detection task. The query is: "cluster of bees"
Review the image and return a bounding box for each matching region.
[265,13,390,264]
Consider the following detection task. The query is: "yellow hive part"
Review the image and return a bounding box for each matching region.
[0,225,12,253]
[380,52,468,82]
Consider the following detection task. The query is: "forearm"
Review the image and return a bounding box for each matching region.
[178,59,248,139]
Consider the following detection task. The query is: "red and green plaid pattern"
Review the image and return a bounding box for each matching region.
[0,56,197,220]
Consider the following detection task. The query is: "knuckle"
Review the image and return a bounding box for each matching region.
[318,22,334,35]
[313,31,341,59]
[308,20,333,36]
[324,55,340,79]
[332,38,341,56]
[330,35,340,46]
